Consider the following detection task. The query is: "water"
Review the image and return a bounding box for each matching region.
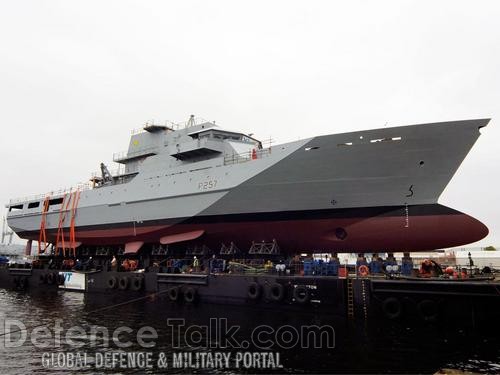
[0,289,498,374]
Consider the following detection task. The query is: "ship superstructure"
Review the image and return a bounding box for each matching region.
[6,116,490,254]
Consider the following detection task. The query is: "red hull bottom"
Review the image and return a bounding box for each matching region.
[21,205,488,253]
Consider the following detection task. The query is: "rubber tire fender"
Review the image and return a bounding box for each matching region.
[293,285,310,304]
[247,282,262,300]
[382,297,402,320]
[130,277,143,291]
[107,276,118,289]
[18,277,28,290]
[168,286,180,302]
[269,283,285,302]
[118,276,129,290]
[417,299,439,322]
[184,287,197,303]
[47,272,55,285]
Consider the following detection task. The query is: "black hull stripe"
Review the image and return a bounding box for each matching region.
[17,204,460,235]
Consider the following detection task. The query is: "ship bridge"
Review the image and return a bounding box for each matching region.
[168,125,261,161]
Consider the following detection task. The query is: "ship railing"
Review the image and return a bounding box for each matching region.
[131,123,180,134]
[131,127,144,135]
[113,145,159,162]
[91,164,140,180]
[223,147,272,165]
[113,164,139,177]
[130,117,211,135]
[8,182,93,205]
[8,165,141,205]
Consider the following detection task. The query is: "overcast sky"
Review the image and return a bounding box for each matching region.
[0,0,499,247]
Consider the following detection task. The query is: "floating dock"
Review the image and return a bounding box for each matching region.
[1,261,498,329]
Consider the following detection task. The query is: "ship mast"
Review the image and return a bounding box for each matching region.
[186,114,195,128]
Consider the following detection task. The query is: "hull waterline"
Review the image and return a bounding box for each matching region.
[16,204,488,252]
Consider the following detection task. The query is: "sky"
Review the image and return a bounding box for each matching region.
[0,0,499,247]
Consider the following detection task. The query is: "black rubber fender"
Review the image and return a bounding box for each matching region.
[17,277,28,290]
[269,283,285,302]
[168,286,180,302]
[417,299,439,322]
[107,276,118,289]
[382,297,402,320]
[293,285,310,304]
[118,276,129,290]
[130,277,144,291]
[247,282,262,300]
[183,286,197,303]
[47,272,56,285]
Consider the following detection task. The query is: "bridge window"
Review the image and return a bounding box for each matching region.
[9,204,23,212]
[28,201,40,209]
[49,198,64,206]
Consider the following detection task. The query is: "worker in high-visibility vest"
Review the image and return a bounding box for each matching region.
[193,256,200,272]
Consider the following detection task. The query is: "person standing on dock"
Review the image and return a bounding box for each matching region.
[193,256,200,272]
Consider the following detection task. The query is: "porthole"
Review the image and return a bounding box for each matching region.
[419,160,425,166]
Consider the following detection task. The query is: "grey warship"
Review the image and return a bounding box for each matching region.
[6,116,489,254]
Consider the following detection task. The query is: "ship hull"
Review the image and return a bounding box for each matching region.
[7,119,490,252]
[15,204,488,252]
